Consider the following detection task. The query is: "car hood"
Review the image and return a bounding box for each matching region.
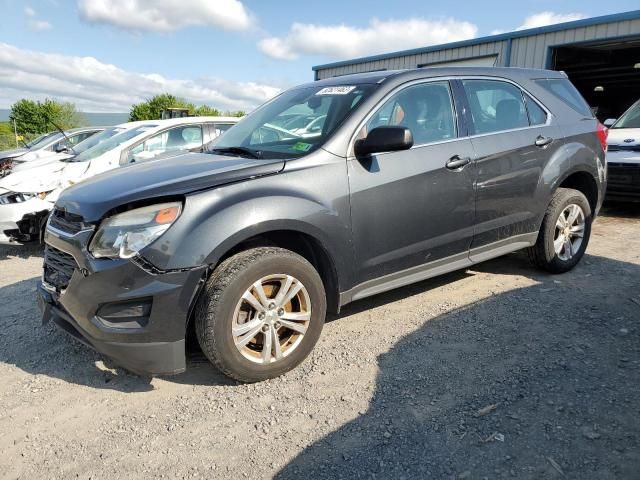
[57,152,285,221]
[607,127,640,147]
[0,148,28,161]
[12,153,72,173]
[0,159,73,192]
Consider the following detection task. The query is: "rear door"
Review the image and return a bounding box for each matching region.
[459,78,559,253]
[348,80,476,284]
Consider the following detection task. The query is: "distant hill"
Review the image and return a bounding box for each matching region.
[0,109,129,127]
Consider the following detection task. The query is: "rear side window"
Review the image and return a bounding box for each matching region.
[462,80,529,135]
[524,94,548,126]
[535,79,592,117]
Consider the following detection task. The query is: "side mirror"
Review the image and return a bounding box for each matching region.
[131,151,156,163]
[603,118,617,128]
[354,126,413,157]
[55,145,70,153]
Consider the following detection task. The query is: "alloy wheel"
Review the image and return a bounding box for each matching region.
[232,274,312,364]
[553,203,586,261]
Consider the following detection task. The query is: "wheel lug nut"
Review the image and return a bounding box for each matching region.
[277,308,285,316]
[258,312,265,320]
[262,324,269,332]
[268,302,276,310]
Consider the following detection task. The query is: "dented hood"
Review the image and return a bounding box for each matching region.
[0,160,84,193]
[56,152,285,221]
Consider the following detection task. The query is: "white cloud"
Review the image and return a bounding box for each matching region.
[78,0,253,32]
[23,6,52,31]
[0,43,281,113]
[258,17,478,61]
[27,19,52,31]
[516,12,586,30]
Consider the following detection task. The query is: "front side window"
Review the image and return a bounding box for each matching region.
[126,125,203,163]
[53,131,96,151]
[69,125,157,163]
[212,123,235,136]
[462,80,529,135]
[359,81,457,145]
[210,84,376,159]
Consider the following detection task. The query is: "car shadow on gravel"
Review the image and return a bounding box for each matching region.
[276,254,640,480]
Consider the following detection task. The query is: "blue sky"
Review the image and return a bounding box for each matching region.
[0,0,637,112]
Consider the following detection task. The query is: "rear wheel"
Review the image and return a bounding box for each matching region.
[195,247,326,382]
[528,187,592,273]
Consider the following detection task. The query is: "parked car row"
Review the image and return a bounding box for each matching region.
[26,67,608,383]
[0,126,105,176]
[0,116,239,244]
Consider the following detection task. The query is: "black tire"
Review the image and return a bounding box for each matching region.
[528,187,592,273]
[195,247,326,382]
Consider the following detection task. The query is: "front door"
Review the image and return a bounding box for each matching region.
[348,80,476,286]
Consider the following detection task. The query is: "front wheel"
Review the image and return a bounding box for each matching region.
[528,187,592,273]
[195,247,326,382]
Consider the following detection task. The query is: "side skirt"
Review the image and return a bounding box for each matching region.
[339,232,538,307]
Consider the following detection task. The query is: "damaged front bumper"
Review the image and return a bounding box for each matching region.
[38,225,208,375]
[0,194,53,244]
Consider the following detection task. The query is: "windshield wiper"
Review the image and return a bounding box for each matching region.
[210,147,263,159]
[49,121,78,156]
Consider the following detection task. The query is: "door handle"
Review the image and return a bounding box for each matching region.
[535,135,553,147]
[446,155,471,170]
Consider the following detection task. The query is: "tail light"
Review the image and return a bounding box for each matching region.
[596,122,608,153]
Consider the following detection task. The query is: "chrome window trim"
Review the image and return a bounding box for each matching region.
[347,75,554,157]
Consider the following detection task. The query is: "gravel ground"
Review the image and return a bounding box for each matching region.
[0,204,639,480]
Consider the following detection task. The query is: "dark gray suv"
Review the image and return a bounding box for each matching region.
[38,68,607,382]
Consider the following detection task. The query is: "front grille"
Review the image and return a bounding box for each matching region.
[43,245,77,290]
[608,145,640,153]
[48,209,89,235]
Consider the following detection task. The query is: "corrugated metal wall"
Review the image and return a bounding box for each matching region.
[315,18,640,79]
[510,18,640,68]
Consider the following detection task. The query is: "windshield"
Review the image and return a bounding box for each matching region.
[65,126,127,158]
[210,84,376,159]
[69,125,157,162]
[26,132,60,149]
[612,101,640,129]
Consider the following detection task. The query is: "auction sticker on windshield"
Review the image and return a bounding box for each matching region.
[292,142,313,152]
[316,86,356,95]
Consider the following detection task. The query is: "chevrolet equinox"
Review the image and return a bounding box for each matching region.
[38,68,607,382]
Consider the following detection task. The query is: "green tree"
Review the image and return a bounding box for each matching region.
[129,94,190,121]
[9,99,44,135]
[9,98,84,136]
[41,99,85,130]
[129,93,235,120]
[195,105,221,116]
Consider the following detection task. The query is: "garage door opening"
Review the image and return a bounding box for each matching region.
[550,38,640,122]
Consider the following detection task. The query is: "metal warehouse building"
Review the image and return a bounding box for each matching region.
[312,10,640,120]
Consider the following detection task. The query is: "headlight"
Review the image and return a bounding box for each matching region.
[89,202,182,259]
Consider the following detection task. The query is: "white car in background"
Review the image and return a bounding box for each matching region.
[604,99,640,202]
[0,116,239,244]
[0,126,104,176]
[10,122,141,174]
